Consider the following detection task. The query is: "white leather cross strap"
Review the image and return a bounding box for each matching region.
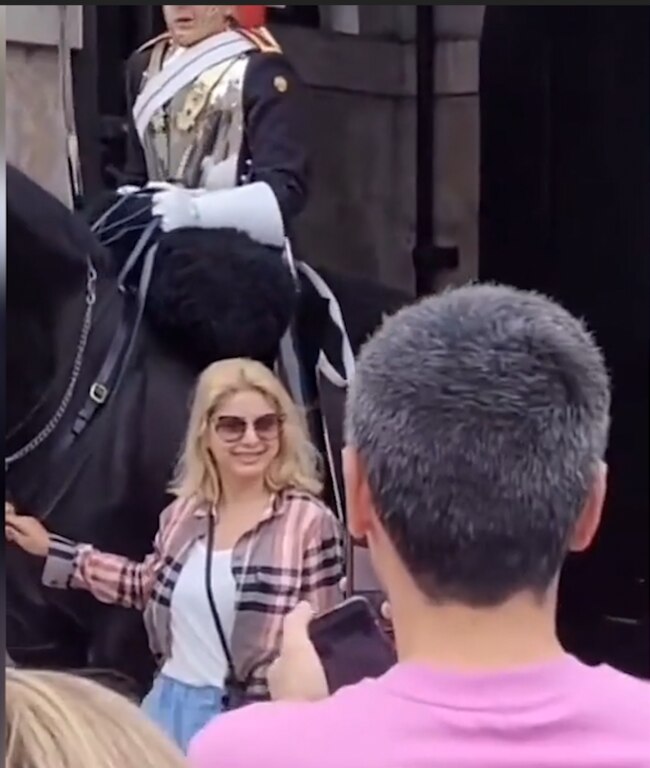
[133,30,255,141]
[297,262,356,386]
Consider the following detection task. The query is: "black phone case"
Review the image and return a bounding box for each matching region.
[309,597,397,693]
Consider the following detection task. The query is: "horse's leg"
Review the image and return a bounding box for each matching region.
[6,550,90,670]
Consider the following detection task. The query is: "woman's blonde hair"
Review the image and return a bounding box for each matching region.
[5,668,187,768]
[169,358,322,504]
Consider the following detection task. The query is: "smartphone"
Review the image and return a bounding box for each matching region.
[308,596,397,693]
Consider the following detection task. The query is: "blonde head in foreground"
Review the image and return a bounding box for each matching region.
[170,358,322,504]
[5,668,187,768]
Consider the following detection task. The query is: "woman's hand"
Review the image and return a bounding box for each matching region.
[5,505,50,558]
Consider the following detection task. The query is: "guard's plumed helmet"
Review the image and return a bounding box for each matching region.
[235,6,267,28]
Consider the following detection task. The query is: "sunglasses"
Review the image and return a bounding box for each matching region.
[212,413,283,443]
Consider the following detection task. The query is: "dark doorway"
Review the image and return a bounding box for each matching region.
[96,6,166,190]
[480,7,649,677]
[268,6,320,27]
[72,6,166,196]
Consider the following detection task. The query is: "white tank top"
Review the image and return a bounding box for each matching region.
[162,542,237,688]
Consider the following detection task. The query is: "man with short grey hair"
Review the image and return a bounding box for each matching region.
[190,284,650,768]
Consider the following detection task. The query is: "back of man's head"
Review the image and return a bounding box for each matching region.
[346,283,611,606]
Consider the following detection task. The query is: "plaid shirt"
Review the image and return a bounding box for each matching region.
[43,490,344,701]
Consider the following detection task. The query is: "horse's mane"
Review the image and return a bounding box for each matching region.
[7,167,119,433]
[7,164,112,278]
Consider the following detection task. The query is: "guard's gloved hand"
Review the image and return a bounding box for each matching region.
[116,185,140,196]
[118,180,178,198]
[145,180,177,192]
[151,187,200,232]
[151,183,286,247]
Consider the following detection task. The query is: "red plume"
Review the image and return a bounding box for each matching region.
[236,6,267,28]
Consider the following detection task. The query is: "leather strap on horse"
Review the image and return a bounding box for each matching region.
[13,222,160,524]
[55,220,160,456]
[278,262,356,528]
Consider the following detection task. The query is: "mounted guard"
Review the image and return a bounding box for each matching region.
[122,5,306,241]
[103,5,354,524]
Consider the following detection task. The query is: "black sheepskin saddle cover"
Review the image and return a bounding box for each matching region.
[86,191,298,370]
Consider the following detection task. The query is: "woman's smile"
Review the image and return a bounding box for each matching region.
[230,451,267,464]
[208,389,282,482]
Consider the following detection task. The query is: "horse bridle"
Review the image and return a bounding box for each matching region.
[5,258,98,472]
[5,213,160,516]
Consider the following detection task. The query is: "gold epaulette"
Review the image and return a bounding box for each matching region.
[238,26,282,55]
[136,32,172,55]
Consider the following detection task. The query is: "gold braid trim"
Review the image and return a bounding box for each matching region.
[237,26,283,54]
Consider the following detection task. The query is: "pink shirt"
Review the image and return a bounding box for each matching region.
[189,656,650,768]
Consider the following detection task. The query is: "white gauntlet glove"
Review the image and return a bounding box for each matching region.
[151,182,285,247]
[145,181,177,193]
[116,185,140,196]
[151,187,200,232]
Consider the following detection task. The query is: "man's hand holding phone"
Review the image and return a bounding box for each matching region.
[268,597,396,703]
[268,602,329,702]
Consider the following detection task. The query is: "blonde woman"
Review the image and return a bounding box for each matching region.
[6,667,187,768]
[5,359,344,752]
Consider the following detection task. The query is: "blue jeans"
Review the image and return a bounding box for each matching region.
[141,674,224,753]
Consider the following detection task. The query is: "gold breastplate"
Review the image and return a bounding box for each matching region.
[141,52,249,188]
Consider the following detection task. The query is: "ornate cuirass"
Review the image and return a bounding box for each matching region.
[141,49,250,189]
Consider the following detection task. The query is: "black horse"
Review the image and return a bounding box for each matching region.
[6,165,409,693]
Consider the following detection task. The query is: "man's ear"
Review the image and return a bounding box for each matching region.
[342,446,375,541]
[570,460,608,552]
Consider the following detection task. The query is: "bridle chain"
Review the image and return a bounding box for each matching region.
[5,259,98,471]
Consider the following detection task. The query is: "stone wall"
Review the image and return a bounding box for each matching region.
[273,5,484,292]
[6,45,69,205]
[5,6,82,206]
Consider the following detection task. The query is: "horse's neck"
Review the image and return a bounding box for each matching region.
[6,277,109,441]
[7,302,56,435]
